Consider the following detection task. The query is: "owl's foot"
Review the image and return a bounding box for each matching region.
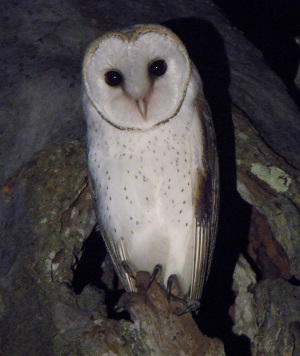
[166,274,200,315]
[148,264,162,290]
[121,261,135,279]
[116,270,198,318]
[175,299,200,316]
[167,274,179,301]
[119,266,200,315]
[115,270,222,353]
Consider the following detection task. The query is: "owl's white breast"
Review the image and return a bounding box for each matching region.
[84,76,205,295]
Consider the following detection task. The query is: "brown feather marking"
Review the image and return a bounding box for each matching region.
[190,94,219,300]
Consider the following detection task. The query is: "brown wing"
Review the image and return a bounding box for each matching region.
[189,99,219,300]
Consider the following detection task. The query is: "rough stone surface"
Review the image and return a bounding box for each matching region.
[232,107,300,354]
[232,259,300,356]
[0,140,96,355]
[232,255,258,341]
[234,107,300,281]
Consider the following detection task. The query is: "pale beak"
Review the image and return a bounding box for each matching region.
[136,98,148,120]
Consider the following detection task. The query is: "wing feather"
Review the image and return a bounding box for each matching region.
[190,100,219,300]
[101,229,136,292]
[89,177,136,292]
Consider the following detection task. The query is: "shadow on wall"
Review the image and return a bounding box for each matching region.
[164,17,252,356]
[213,0,300,108]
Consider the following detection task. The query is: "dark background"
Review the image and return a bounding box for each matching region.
[214,0,300,106]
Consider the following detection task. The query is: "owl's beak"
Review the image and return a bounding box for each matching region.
[136,98,148,120]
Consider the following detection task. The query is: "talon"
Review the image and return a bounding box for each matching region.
[148,264,162,290]
[167,274,177,301]
[175,300,200,316]
[121,261,135,279]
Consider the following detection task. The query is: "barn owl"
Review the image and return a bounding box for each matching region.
[82,24,219,303]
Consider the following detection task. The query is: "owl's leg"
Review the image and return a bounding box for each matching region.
[176,300,200,316]
[121,261,136,279]
[148,264,162,290]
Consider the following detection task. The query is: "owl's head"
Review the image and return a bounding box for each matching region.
[83,25,193,130]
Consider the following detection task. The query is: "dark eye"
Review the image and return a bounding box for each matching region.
[104,70,123,87]
[149,59,167,77]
